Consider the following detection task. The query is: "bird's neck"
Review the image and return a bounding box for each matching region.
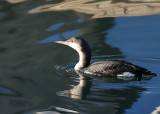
[74,51,91,70]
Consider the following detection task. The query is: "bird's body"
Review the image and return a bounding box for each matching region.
[54,37,157,77]
[84,60,154,77]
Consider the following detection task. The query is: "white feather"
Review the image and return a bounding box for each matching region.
[117,72,135,77]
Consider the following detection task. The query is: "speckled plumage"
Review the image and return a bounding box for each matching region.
[85,60,156,76]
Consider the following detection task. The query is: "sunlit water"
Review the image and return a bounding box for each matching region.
[0,0,160,114]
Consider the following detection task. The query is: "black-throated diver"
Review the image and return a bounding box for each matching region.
[54,37,158,77]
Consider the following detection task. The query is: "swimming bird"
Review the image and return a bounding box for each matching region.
[54,37,157,77]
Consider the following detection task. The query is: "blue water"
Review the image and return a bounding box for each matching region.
[0,1,160,114]
[107,15,160,58]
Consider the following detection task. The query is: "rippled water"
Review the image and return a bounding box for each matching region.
[0,0,160,114]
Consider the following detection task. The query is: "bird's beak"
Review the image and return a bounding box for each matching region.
[54,41,68,45]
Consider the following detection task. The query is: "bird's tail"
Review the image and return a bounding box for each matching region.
[142,71,158,77]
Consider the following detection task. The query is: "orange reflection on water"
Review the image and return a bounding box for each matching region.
[29,0,160,18]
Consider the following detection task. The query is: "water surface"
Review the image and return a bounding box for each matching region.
[0,0,160,114]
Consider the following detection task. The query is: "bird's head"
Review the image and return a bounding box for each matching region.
[54,37,90,53]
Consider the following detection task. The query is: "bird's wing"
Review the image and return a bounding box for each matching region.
[85,60,146,76]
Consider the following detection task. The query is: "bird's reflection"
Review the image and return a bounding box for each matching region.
[68,71,92,100]
[57,70,155,100]
[57,70,92,100]
[57,71,137,100]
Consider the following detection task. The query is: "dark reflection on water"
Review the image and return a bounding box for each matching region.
[87,86,146,114]
[57,71,146,114]
[0,0,160,114]
[9,99,33,108]
[57,71,142,100]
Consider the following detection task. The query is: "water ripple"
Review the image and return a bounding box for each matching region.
[54,62,77,77]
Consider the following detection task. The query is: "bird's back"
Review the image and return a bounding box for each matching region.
[84,60,157,77]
